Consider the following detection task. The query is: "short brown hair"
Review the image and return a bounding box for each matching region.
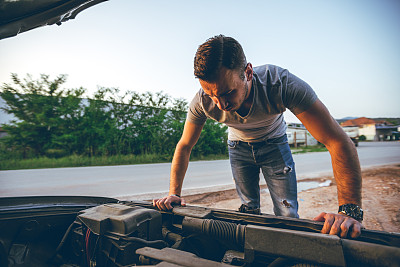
[194,35,247,82]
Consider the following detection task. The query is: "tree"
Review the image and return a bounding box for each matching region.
[1,73,228,161]
[0,73,86,157]
[193,119,228,157]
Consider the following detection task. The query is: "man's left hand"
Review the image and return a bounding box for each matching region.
[313,212,363,238]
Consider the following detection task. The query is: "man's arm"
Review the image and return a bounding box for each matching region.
[296,99,363,238]
[153,120,204,210]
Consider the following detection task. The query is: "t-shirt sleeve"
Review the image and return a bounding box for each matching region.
[186,90,208,125]
[282,71,318,115]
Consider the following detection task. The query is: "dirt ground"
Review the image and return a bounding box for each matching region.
[182,164,400,233]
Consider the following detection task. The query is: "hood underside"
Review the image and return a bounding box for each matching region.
[0,0,107,40]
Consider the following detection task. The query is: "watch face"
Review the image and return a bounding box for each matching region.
[339,204,363,221]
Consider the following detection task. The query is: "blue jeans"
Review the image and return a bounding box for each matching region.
[228,134,299,218]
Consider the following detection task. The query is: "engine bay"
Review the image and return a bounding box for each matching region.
[0,196,399,267]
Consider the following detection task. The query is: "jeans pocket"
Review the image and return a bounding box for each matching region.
[227,140,237,149]
[273,165,293,177]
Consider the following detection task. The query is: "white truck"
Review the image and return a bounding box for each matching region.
[342,126,360,146]
[286,128,318,147]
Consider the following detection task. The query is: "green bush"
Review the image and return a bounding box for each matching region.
[45,148,68,158]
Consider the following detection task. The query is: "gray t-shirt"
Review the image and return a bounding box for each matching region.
[187,64,318,142]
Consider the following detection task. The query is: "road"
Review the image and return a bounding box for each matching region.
[0,142,399,198]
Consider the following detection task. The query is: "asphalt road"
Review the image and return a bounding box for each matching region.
[0,141,399,198]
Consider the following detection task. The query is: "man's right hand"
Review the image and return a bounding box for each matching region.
[153,195,186,210]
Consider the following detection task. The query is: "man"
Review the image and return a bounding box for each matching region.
[153,35,363,238]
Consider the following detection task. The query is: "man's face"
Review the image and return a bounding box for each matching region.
[199,66,251,112]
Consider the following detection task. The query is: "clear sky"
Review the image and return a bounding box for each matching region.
[0,0,399,122]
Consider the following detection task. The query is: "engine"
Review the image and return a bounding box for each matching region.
[0,197,399,267]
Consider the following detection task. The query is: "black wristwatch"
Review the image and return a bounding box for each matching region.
[338,204,363,221]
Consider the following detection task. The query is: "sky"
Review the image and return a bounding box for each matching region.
[0,0,399,123]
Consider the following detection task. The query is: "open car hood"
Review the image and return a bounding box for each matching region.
[0,0,107,40]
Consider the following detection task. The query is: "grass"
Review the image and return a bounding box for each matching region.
[0,153,229,170]
[0,145,327,170]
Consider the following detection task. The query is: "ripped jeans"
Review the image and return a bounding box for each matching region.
[228,134,299,218]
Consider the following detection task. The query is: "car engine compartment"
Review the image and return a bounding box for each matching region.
[0,196,399,267]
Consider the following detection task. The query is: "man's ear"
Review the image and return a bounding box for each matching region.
[245,62,253,81]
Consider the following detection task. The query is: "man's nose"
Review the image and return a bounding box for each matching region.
[216,97,227,110]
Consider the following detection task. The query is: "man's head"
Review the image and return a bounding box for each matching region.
[194,35,253,112]
[194,35,247,82]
